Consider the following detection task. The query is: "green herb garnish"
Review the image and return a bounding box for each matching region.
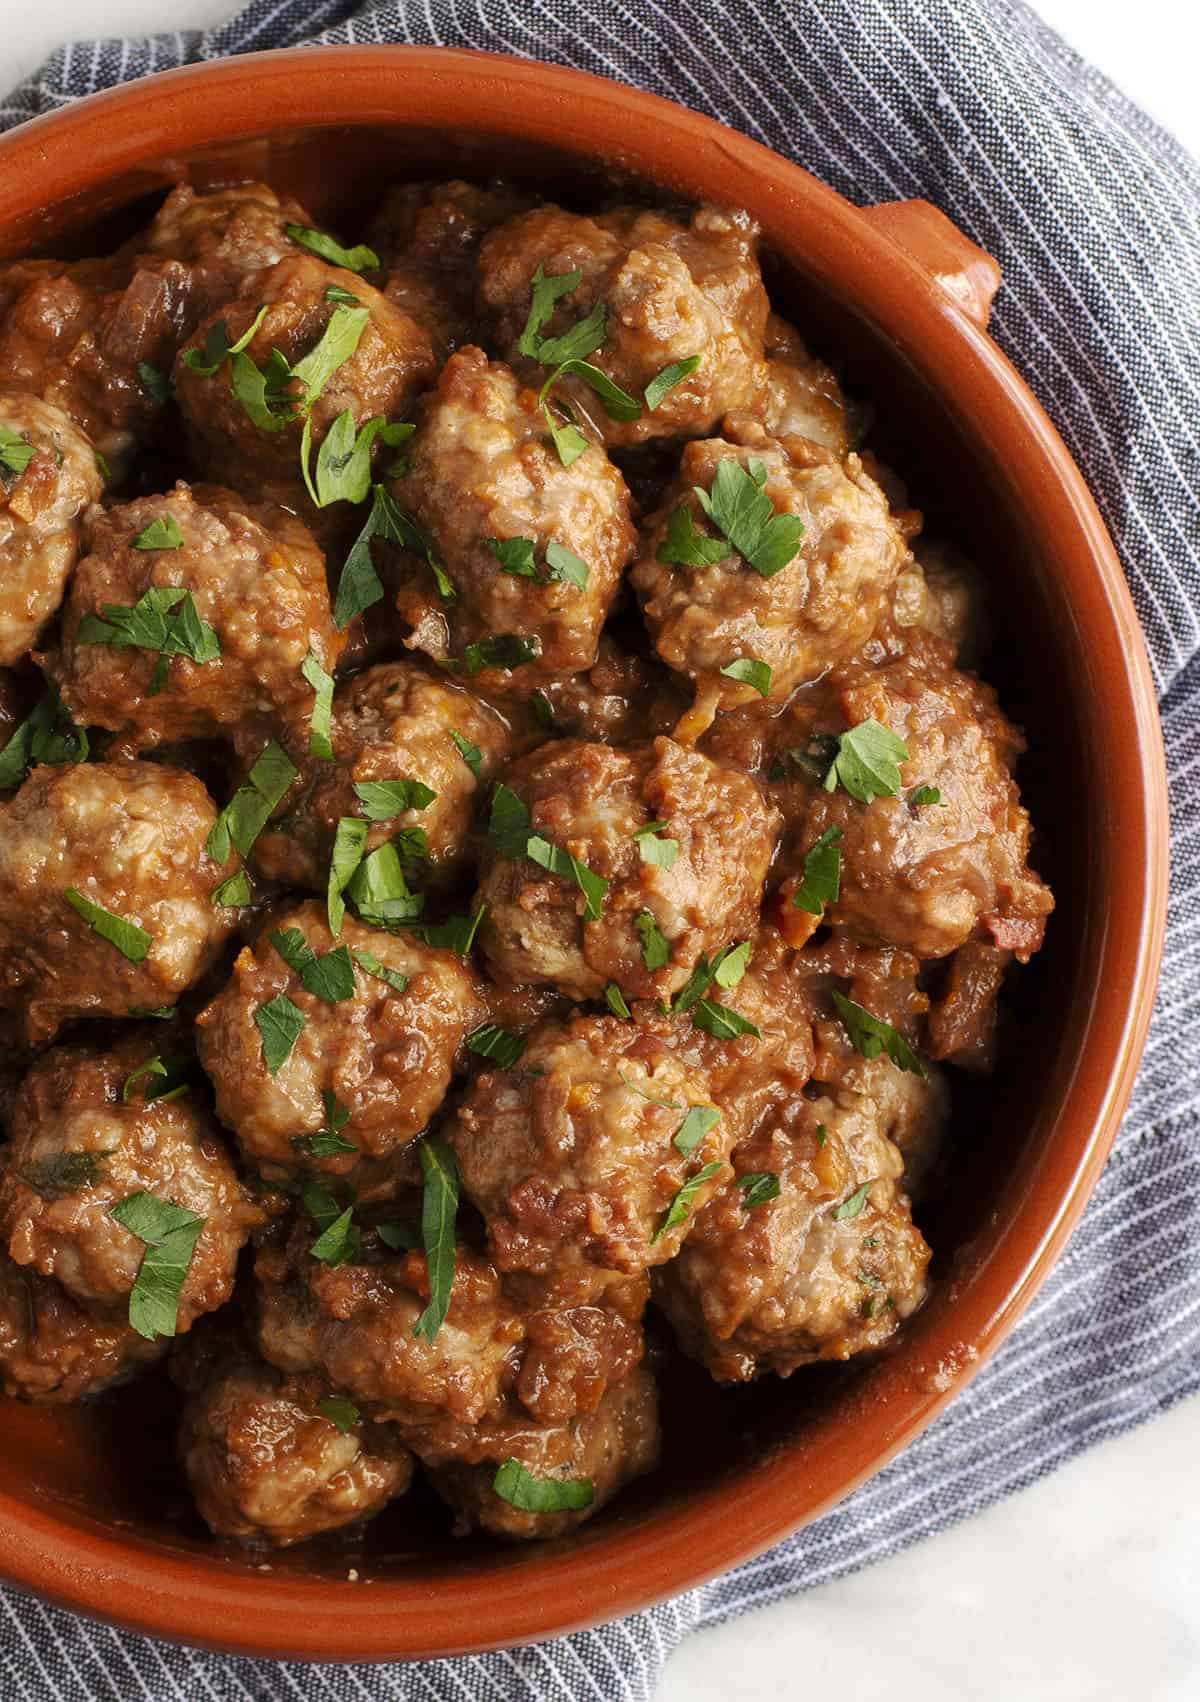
[719,657,771,697]
[292,1091,356,1158]
[644,355,701,411]
[317,1395,360,1432]
[830,991,926,1077]
[691,999,759,1041]
[604,983,632,1018]
[0,426,34,478]
[822,719,909,803]
[352,947,408,992]
[693,457,804,579]
[653,1160,723,1243]
[269,927,356,1001]
[634,909,670,971]
[254,994,306,1075]
[284,222,380,273]
[352,778,436,820]
[450,729,482,778]
[206,740,297,863]
[832,1180,872,1222]
[109,1192,205,1340]
[656,503,728,569]
[492,1458,594,1514]
[65,888,152,962]
[791,826,842,914]
[180,304,269,376]
[412,1136,458,1343]
[0,689,88,789]
[909,785,941,807]
[485,535,589,591]
[739,1171,781,1209]
[466,1024,527,1068]
[673,1105,720,1156]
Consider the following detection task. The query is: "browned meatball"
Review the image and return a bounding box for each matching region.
[779,655,1053,960]
[393,347,636,683]
[510,1275,648,1426]
[475,736,779,1001]
[173,1320,413,1546]
[478,203,769,447]
[370,179,533,353]
[632,425,908,713]
[426,1364,660,1540]
[0,1251,163,1402]
[174,255,435,516]
[250,660,511,892]
[447,1010,732,1297]
[0,392,102,666]
[0,252,192,464]
[255,1219,523,1434]
[0,1034,260,1325]
[196,901,486,1177]
[654,1084,931,1382]
[0,761,237,1044]
[145,181,315,317]
[762,314,850,453]
[51,483,341,748]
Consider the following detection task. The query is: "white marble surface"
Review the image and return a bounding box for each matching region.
[0,4,1195,1697]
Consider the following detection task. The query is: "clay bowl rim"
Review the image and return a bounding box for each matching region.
[0,45,1169,1663]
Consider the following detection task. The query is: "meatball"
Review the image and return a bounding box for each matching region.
[393,347,636,682]
[369,179,533,353]
[654,1084,931,1382]
[174,254,435,515]
[446,1010,733,1296]
[196,900,486,1176]
[145,181,315,316]
[0,1251,163,1402]
[426,1364,660,1541]
[255,1219,523,1434]
[51,482,341,747]
[250,660,511,892]
[762,315,850,454]
[631,425,908,711]
[0,252,193,464]
[173,1320,413,1546]
[0,760,237,1044]
[511,1275,648,1426]
[780,655,1054,960]
[0,391,102,666]
[0,1033,260,1324]
[478,203,769,447]
[475,736,779,1001]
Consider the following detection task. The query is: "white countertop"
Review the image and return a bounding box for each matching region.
[1,4,1195,1697]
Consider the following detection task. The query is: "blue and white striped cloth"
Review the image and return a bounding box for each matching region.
[1,4,1198,1697]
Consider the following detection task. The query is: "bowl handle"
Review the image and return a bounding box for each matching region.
[859,199,1001,329]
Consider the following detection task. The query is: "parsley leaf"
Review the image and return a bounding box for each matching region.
[492,1458,594,1514]
[653,1160,723,1243]
[487,783,532,858]
[0,426,34,478]
[832,1180,872,1222]
[292,1091,356,1158]
[309,1204,359,1266]
[909,785,942,807]
[376,1220,421,1251]
[77,585,219,671]
[540,358,641,422]
[517,266,583,358]
[346,841,424,926]
[0,689,88,789]
[334,484,449,625]
[450,729,482,778]
[352,947,408,993]
[303,412,412,510]
[720,657,771,697]
[656,504,728,569]
[255,994,306,1075]
[229,345,295,430]
[19,1150,112,1195]
[109,1192,205,1340]
[691,998,759,1041]
[327,816,369,936]
[121,1054,189,1104]
[486,536,537,578]
[352,778,436,820]
[65,888,152,962]
[541,396,589,467]
[485,536,589,591]
[791,826,843,914]
[711,941,751,988]
[181,304,269,376]
[527,835,608,920]
[132,514,184,551]
[822,719,909,802]
[545,540,589,589]
[673,1104,720,1156]
[830,991,926,1077]
[739,1171,781,1209]
[634,822,679,869]
[137,361,171,405]
[634,909,670,971]
[300,651,335,760]
[290,303,369,401]
[413,1136,458,1343]
[269,927,356,1002]
[413,907,486,955]
[694,457,805,578]
[284,222,380,273]
[644,355,701,411]
[206,740,297,863]
[458,633,542,674]
[466,1023,527,1068]
[532,300,607,368]
[317,1395,360,1432]
[604,982,632,1018]
[211,870,252,907]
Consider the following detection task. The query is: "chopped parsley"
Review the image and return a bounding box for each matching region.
[832,1180,872,1222]
[719,657,772,697]
[492,1458,594,1514]
[19,1151,112,1195]
[301,410,412,509]
[739,1171,781,1209]
[673,1105,720,1156]
[517,265,585,358]
[412,907,486,955]
[77,585,219,682]
[109,1192,205,1340]
[822,719,909,803]
[309,1204,359,1266]
[352,778,436,819]
[830,991,926,1077]
[136,361,171,405]
[537,357,641,423]
[206,740,297,863]
[0,426,34,478]
[132,514,184,551]
[457,633,542,675]
[284,222,380,273]
[604,982,632,1018]
[300,651,335,759]
[909,785,942,807]
[317,1396,360,1432]
[791,826,843,914]
[672,940,751,1014]
[180,304,269,376]
[121,1054,188,1105]
[656,503,728,569]
[694,457,804,579]
[327,816,369,935]
[485,535,590,591]
[633,821,679,869]
[466,1023,527,1068]
[541,395,589,467]
[254,994,306,1075]
[653,1160,723,1243]
[449,729,482,778]
[211,869,252,907]
[0,688,88,789]
[345,840,424,926]
[65,888,152,962]
[644,355,701,411]
[691,998,760,1041]
[413,1136,458,1343]
[486,783,608,919]
[352,947,408,993]
[269,927,356,1001]
[634,909,670,971]
[291,1091,356,1158]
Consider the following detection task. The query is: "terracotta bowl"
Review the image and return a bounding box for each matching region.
[0,46,1168,1662]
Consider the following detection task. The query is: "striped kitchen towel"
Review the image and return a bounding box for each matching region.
[1,2,1197,1698]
